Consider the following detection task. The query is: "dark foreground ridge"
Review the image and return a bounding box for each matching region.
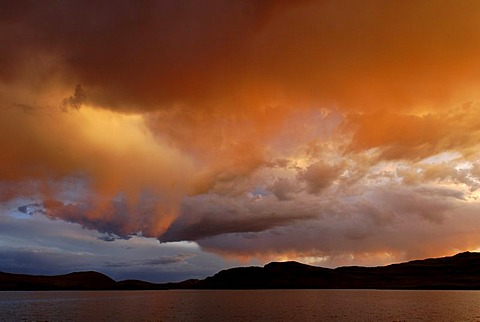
[2,252,480,290]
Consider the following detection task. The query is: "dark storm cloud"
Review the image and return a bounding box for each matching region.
[159,194,318,242]
[195,187,480,264]
[4,0,480,112]
[0,0,303,110]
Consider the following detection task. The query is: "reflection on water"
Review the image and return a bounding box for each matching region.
[1,289,480,321]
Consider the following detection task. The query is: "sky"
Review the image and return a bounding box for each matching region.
[1,0,480,283]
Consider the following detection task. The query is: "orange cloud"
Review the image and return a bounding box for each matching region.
[2,0,480,266]
[346,102,480,161]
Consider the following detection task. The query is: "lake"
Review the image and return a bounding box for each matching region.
[1,289,480,321]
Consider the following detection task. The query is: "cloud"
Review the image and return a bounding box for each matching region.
[2,0,480,269]
[17,192,177,239]
[346,103,480,161]
[1,0,292,110]
[104,253,195,268]
[61,84,86,111]
[156,148,480,265]
[17,203,45,216]
[159,193,318,242]
[269,178,297,201]
[0,100,195,237]
[0,247,95,275]
[194,186,480,265]
[0,210,222,282]
[97,233,130,242]
[3,0,480,112]
[298,161,343,194]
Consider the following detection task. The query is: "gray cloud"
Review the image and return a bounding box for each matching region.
[269,178,298,201]
[97,233,130,242]
[0,247,96,276]
[0,210,227,282]
[61,84,86,111]
[17,203,44,216]
[298,161,343,194]
[104,253,195,268]
[159,194,318,242]
[162,184,479,266]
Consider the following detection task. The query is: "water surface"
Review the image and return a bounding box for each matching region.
[1,289,480,321]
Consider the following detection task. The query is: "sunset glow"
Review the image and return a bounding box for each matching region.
[2,0,480,281]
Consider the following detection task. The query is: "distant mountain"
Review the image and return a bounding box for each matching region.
[1,252,480,290]
[200,252,480,289]
[0,271,117,290]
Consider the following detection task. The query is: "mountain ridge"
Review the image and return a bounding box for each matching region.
[1,251,480,290]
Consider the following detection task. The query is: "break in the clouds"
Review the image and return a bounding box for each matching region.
[2,0,480,277]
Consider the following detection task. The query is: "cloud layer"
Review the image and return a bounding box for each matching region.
[2,0,480,267]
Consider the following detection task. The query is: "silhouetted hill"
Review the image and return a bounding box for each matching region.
[116,279,167,290]
[0,271,116,290]
[199,252,480,289]
[1,252,480,290]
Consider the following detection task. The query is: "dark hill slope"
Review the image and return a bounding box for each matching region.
[335,251,480,289]
[199,252,480,289]
[1,252,480,290]
[0,271,116,290]
[202,261,338,289]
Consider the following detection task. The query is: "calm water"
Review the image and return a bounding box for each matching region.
[1,289,480,321]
